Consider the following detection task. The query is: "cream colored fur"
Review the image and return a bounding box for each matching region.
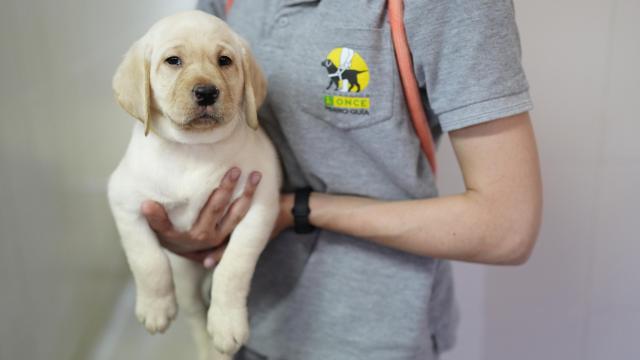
[107,11,280,360]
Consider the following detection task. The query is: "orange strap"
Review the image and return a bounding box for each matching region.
[387,0,437,174]
[225,0,437,174]
[225,0,234,14]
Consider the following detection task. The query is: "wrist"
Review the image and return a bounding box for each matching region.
[280,193,295,228]
[308,191,330,228]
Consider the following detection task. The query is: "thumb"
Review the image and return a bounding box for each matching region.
[141,200,175,234]
[203,244,228,269]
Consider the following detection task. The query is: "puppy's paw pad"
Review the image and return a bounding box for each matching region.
[207,306,249,355]
[135,294,177,334]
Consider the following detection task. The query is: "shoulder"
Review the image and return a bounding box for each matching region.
[404,0,531,132]
[196,0,227,18]
[404,0,518,38]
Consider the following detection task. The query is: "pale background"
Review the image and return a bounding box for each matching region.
[0,0,638,359]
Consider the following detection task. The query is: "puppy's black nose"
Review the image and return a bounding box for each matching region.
[193,85,219,106]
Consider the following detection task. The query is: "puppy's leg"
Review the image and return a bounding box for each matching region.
[113,212,177,334]
[207,204,277,355]
[211,347,234,360]
[168,252,211,360]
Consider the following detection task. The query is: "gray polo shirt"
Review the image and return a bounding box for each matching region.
[198,1,532,359]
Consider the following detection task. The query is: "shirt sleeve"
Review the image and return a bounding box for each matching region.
[196,0,227,18]
[404,0,533,132]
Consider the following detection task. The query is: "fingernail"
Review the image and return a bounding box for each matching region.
[140,201,155,215]
[250,172,262,185]
[229,167,241,181]
[203,257,215,269]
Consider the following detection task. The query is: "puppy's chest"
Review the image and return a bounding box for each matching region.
[152,165,226,232]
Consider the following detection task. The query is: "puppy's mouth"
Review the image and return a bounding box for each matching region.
[178,112,224,131]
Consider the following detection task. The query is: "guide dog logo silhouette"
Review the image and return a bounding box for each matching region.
[321,47,369,92]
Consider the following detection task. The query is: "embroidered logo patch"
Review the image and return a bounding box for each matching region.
[321,47,370,115]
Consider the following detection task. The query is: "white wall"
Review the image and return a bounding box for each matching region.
[0,0,638,359]
[0,1,196,359]
[443,1,640,359]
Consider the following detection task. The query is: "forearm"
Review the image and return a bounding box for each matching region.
[309,113,542,265]
[310,191,536,265]
[310,193,521,263]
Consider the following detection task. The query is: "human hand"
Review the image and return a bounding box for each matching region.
[141,167,262,268]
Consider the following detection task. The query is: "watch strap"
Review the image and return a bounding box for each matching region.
[292,188,315,234]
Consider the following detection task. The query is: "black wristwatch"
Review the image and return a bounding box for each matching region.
[292,187,315,234]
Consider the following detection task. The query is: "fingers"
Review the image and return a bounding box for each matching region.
[218,171,262,235]
[203,243,228,269]
[157,236,191,254]
[176,241,228,269]
[180,248,213,264]
[143,168,259,269]
[141,201,179,238]
[143,200,210,252]
[191,167,242,241]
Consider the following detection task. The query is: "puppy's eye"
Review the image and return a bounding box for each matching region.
[218,56,232,67]
[165,56,182,66]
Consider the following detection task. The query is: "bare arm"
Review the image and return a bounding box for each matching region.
[308,112,542,265]
[147,113,542,266]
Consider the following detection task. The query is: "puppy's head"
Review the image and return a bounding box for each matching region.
[112,11,266,143]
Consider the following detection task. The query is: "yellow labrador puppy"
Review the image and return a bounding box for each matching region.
[108,10,280,360]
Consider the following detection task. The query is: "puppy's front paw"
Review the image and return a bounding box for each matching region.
[207,305,249,355]
[210,346,234,360]
[135,293,177,334]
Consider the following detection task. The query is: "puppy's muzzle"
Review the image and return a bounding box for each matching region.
[193,85,220,106]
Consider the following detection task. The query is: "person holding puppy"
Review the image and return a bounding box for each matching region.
[142,0,542,358]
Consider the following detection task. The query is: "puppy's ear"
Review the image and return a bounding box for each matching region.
[113,39,152,135]
[240,41,267,130]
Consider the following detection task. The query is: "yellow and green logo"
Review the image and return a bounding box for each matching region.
[324,95,370,109]
[321,47,371,115]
